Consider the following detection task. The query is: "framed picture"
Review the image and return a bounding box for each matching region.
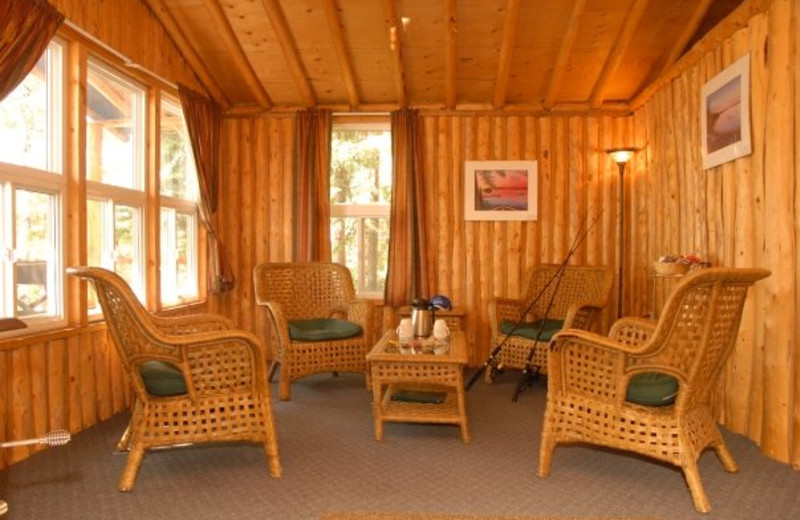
[700,54,752,169]
[464,160,537,221]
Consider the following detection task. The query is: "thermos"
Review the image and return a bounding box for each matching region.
[410,298,434,337]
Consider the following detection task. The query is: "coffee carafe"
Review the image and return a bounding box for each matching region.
[411,298,434,337]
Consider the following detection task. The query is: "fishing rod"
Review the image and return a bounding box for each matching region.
[465,213,600,391]
[510,215,600,401]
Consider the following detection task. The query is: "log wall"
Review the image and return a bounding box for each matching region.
[215,114,636,366]
[632,0,799,467]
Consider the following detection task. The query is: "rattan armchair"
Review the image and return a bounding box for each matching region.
[253,262,374,400]
[538,267,770,513]
[486,264,613,381]
[67,267,282,491]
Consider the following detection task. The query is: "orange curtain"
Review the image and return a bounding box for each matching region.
[0,0,64,100]
[178,84,235,293]
[293,109,332,262]
[384,109,429,307]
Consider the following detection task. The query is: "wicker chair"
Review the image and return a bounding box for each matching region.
[66,267,282,491]
[538,267,771,513]
[253,262,374,400]
[486,264,613,382]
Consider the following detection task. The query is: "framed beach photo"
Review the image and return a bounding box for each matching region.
[700,54,752,169]
[464,160,537,221]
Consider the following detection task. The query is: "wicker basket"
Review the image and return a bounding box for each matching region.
[653,261,689,276]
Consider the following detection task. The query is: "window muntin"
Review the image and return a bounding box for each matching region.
[0,40,65,331]
[159,97,199,306]
[85,59,146,310]
[86,60,144,190]
[330,119,392,298]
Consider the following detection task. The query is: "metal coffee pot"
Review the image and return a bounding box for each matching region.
[410,298,435,337]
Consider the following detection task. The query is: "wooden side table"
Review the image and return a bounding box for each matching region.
[396,306,465,332]
[366,330,470,443]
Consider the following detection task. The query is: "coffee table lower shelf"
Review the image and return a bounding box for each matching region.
[376,384,466,435]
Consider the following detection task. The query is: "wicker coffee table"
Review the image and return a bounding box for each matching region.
[366,330,470,443]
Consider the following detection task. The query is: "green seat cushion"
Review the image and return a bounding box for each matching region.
[500,318,564,342]
[289,318,363,341]
[626,372,679,407]
[139,360,187,397]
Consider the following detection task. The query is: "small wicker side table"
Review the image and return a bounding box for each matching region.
[366,330,470,443]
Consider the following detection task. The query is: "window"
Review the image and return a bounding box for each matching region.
[159,97,199,306]
[330,116,392,298]
[85,59,146,309]
[0,40,65,330]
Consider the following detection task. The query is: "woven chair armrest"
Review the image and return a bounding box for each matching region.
[261,301,291,349]
[130,329,270,398]
[346,299,373,327]
[563,302,605,330]
[488,298,532,335]
[151,313,234,335]
[548,329,640,401]
[608,317,658,346]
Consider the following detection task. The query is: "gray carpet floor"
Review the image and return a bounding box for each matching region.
[1,372,799,519]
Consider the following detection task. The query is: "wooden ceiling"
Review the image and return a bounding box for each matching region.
[144,0,744,114]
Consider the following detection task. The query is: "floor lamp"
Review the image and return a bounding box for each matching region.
[606,148,636,318]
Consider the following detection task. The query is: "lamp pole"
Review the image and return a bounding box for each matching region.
[606,149,636,318]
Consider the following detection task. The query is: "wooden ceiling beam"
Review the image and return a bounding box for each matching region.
[201,0,271,109]
[260,0,316,108]
[493,0,522,109]
[321,0,359,109]
[383,0,407,108]
[652,0,715,82]
[142,0,230,108]
[544,0,587,109]
[630,0,773,109]
[444,0,457,110]
[588,0,650,109]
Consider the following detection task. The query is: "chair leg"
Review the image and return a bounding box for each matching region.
[267,360,279,382]
[712,438,739,473]
[118,443,146,492]
[683,461,712,513]
[537,431,556,477]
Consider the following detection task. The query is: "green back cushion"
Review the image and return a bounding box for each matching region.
[139,360,187,397]
[500,318,564,342]
[289,318,363,341]
[626,372,679,407]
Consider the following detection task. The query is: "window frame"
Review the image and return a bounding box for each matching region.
[330,114,392,300]
[0,39,67,335]
[158,95,201,307]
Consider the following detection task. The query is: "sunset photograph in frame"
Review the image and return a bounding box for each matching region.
[464,160,537,221]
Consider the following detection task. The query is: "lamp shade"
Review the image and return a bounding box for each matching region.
[606,148,636,164]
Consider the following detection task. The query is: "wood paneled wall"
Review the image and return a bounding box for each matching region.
[0,326,130,469]
[49,0,204,94]
[631,0,799,467]
[214,113,635,367]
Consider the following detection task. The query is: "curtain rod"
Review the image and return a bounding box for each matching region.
[63,20,178,90]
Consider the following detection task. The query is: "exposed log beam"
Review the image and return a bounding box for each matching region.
[652,0,715,83]
[588,0,650,109]
[493,0,521,109]
[321,0,359,109]
[202,0,271,109]
[444,0,457,109]
[631,0,773,109]
[383,0,407,107]
[142,0,230,108]
[260,0,316,108]
[544,0,587,109]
